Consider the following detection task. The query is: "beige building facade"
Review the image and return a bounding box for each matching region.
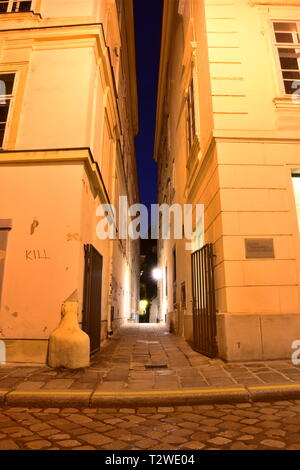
[0,0,140,363]
[155,0,300,361]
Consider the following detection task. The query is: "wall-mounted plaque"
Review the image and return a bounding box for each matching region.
[245,238,275,259]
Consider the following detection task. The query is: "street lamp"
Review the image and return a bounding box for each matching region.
[152,267,162,281]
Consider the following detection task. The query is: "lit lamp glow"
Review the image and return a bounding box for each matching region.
[152,268,162,281]
[139,299,148,315]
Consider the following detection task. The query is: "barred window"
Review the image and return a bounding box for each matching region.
[0,1,32,13]
[0,73,15,148]
[273,22,300,95]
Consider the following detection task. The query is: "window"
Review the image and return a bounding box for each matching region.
[167,178,171,204]
[172,247,177,284]
[181,282,186,309]
[273,22,300,94]
[292,173,300,230]
[0,73,15,148]
[165,266,168,297]
[187,77,196,151]
[0,1,32,13]
[172,247,177,305]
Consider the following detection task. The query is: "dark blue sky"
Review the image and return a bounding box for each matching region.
[134,0,163,210]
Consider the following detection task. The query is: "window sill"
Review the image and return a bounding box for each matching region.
[273,97,300,111]
[0,11,41,21]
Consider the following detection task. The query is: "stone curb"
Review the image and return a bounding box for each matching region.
[3,390,91,408]
[247,384,300,402]
[1,384,300,408]
[90,387,249,407]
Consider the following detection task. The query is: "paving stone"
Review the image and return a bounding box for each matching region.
[0,439,20,450]
[58,439,81,448]
[66,414,93,424]
[10,429,34,438]
[43,379,74,389]
[38,429,60,437]
[261,439,286,449]
[51,433,71,440]
[182,441,206,450]
[265,429,286,438]
[161,435,188,445]
[73,446,96,450]
[25,439,52,449]
[237,434,255,441]
[260,421,281,429]
[29,423,52,432]
[240,426,263,434]
[15,381,45,391]
[217,430,239,439]
[208,437,232,446]
[157,407,174,413]
[100,441,128,450]
[136,439,159,449]
[43,408,61,414]
[230,441,257,450]
[240,419,259,425]
[9,368,38,378]
[137,407,157,414]
[81,433,112,446]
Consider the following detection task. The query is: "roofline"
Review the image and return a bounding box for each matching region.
[124,0,139,136]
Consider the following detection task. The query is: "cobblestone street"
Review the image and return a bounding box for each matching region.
[1,324,300,398]
[1,401,300,450]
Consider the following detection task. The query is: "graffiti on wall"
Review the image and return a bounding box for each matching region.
[25,249,51,261]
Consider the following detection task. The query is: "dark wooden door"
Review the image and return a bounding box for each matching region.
[191,243,217,358]
[0,220,12,307]
[82,244,103,354]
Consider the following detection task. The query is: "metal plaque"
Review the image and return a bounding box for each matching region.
[245,238,275,259]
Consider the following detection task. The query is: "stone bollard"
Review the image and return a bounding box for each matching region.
[48,301,90,369]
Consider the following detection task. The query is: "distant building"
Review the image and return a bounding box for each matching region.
[155,0,300,361]
[0,0,140,363]
[140,238,157,323]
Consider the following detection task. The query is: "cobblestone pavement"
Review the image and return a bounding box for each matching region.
[1,324,300,394]
[1,401,300,450]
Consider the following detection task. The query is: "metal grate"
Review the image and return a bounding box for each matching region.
[191,243,217,358]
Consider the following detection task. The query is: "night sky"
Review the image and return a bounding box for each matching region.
[134,0,163,211]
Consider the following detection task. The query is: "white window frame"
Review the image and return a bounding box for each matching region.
[0,72,16,149]
[272,20,300,96]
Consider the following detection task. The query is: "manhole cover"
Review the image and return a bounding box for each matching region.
[145,364,168,370]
